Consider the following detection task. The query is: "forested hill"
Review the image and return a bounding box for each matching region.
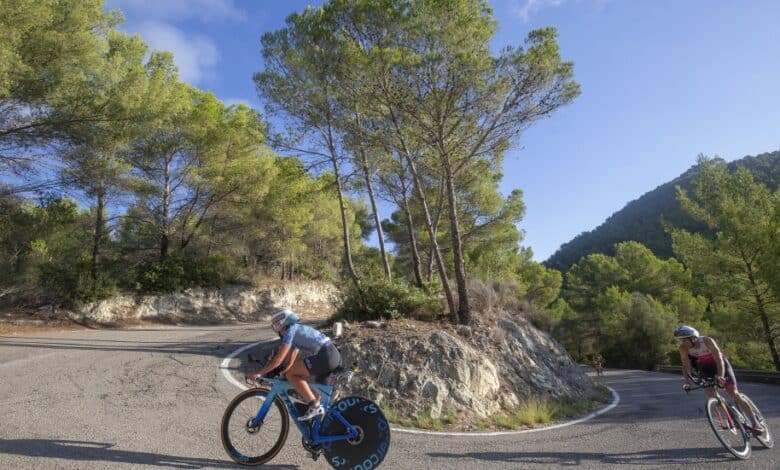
[544,150,780,272]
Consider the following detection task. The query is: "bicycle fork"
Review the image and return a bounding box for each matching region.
[713,400,737,432]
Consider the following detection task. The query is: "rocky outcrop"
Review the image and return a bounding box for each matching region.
[333,311,595,421]
[77,282,338,325]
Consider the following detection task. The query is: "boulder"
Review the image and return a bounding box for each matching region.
[335,311,595,421]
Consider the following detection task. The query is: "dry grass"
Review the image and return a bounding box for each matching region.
[467,279,523,317]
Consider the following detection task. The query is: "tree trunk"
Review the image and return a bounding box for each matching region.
[747,268,780,370]
[91,184,105,283]
[206,215,218,257]
[359,149,391,280]
[330,153,360,287]
[381,102,454,317]
[403,156,456,319]
[442,155,471,325]
[427,177,446,281]
[401,191,424,288]
[757,302,780,371]
[160,156,171,260]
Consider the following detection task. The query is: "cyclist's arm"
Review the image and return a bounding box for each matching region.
[703,336,725,378]
[280,348,299,375]
[679,345,693,386]
[260,343,292,375]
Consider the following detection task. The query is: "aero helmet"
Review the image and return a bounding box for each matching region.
[673,325,699,339]
[271,309,299,333]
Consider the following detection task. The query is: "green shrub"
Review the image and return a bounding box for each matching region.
[39,256,116,306]
[513,397,554,426]
[133,255,238,293]
[337,278,443,322]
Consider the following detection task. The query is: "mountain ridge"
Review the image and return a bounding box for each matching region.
[544,150,780,272]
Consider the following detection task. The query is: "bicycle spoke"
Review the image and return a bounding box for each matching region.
[221,388,289,466]
[705,398,750,459]
[741,394,774,449]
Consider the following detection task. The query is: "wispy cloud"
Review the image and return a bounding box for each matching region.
[138,21,219,84]
[107,0,246,23]
[106,0,247,86]
[510,0,608,23]
[512,0,566,22]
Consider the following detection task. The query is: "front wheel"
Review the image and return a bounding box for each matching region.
[705,397,751,459]
[740,394,774,448]
[320,396,391,469]
[221,387,290,466]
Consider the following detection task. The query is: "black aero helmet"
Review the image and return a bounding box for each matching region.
[674,325,699,339]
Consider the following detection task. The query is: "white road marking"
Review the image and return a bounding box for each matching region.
[219,341,260,391]
[220,342,621,436]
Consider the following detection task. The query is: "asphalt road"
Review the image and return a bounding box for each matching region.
[1,324,777,469]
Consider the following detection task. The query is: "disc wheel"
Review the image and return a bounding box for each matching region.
[705,397,751,459]
[320,396,391,469]
[221,387,289,466]
[740,394,773,448]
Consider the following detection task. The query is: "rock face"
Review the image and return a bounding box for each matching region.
[333,311,595,421]
[77,282,338,325]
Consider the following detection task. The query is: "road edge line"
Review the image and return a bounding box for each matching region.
[220,343,621,437]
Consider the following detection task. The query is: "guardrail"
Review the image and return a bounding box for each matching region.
[657,365,780,385]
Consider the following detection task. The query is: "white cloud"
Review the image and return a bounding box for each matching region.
[512,0,567,22]
[105,1,249,86]
[138,21,219,84]
[107,0,246,23]
[510,0,609,22]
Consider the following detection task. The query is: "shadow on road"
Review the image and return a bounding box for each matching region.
[428,446,745,466]
[0,324,289,366]
[0,439,296,469]
[0,338,253,360]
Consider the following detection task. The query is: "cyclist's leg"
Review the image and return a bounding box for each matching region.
[287,358,317,404]
[722,363,759,425]
[290,344,341,407]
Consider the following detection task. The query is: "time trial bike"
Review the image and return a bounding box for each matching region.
[687,374,773,459]
[221,364,391,468]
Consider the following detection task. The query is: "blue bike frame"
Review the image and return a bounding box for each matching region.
[251,377,359,445]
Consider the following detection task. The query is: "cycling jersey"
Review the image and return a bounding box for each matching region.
[687,336,736,388]
[281,323,331,355]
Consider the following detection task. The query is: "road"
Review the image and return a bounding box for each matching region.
[1,324,777,469]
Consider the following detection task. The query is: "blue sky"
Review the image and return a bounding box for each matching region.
[106,0,780,262]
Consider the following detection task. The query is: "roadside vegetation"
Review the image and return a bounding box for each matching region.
[1,0,777,373]
[382,386,612,431]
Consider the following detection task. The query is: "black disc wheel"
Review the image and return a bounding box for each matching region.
[221,387,289,466]
[320,396,391,469]
[705,397,751,459]
[741,394,773,448]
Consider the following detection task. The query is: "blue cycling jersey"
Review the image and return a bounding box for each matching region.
[281,323,331,355]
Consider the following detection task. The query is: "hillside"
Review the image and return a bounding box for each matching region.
[544,150,780,272]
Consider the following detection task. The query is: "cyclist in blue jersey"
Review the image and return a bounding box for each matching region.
[247,309,341,421]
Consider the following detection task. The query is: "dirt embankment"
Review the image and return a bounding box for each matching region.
[0,281,338,334]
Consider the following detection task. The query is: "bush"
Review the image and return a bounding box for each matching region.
[337,278,443,322]
[467,279,523,314]
[39,257,116,306]
[133,255,238,293]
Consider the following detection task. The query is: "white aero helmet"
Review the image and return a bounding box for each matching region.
[673,325,699,339]
[271,309,299,333]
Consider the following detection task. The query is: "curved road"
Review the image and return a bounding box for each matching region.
[1,324,777,469]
